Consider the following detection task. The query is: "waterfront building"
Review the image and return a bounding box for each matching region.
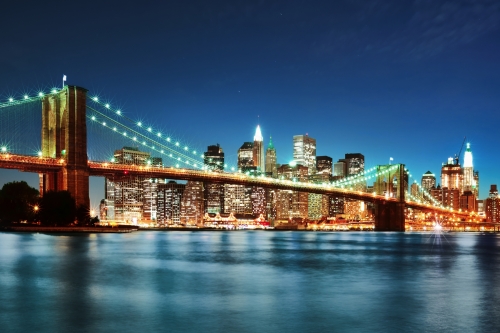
[421,171,436,191]
[253,125,265,172]
[157,181,185,224]
[203,144,225,213]
[485,185,500,222]
[430,186,460,211]
[106,146,162,221]
[224,184,252,215]
[265,136,277,177]
[276,163,309,219]
[329,196,345,216]
[180,181,204,224]
[293,134,316,174]
[251,186,266,216]
[316,156,332,176]
[460,190,477,212]
[308,193,323,219]
[342,153,365,176]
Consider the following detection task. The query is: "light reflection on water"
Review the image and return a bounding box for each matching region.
[0,231,499,333]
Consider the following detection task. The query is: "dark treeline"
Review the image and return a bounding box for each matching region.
[0,181,92,226]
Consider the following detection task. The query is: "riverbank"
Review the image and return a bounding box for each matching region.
[0,225,139,233]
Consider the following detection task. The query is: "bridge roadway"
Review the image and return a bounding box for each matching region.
[0,153,468,218]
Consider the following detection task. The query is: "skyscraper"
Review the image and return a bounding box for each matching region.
[238,142,254,172]
[316,156,332,176]
[441,157,461,191]
[293,134,316,174]
[421,171,436,191]
[253,125,265,172]
[463,143,475,192]
[485,185,500,222]
[203,144,224,171]
[343,153,365,176]
[203,144,225,213]
[265,136,277,177]
[157,181,185,224]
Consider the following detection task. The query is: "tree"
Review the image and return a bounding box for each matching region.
[38,191,76,226]
[76,204,90,225]
[0,181,39,224]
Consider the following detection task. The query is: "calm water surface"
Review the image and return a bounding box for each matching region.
[1,231,499,333]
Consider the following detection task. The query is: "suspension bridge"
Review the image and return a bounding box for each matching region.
[0,85,469,231]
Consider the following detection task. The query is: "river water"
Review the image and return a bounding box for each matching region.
[0,230,499,333]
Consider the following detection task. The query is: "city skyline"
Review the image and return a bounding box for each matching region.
[1,1,500,205]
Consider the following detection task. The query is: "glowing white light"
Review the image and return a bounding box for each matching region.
[133,137,137,141]
[123,132,127,136]
[160,150,164,153]
[24,95,28,99]
[38,92,44,97]
[175,142,179,146]
[93,97,98,101]
[116,110,121,115]
[37,151,42,157]
[157,133,161,137]
[113,127,117,131]
[137,122,142,127]
[8,98,13,102]
[193,151,196,155]
[91,116,96,120]
[51,89,57,94]
[102,122,106,126]
[184,146,188,150]
[1,147,6,152]
[147,127,152,132]
[105,104,110,108]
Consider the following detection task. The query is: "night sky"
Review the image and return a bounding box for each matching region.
[1,1,500,206]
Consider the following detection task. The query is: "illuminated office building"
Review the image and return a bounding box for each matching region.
[265,136,277,177]
[253,125,265,172]
[180,181,204,224]
[238,142,254,172]
[485,185,500,222]
[293,134,316,174]
[157,181,185,224]
[203,144,224,213]
[441,157,461,191]
[421,171,436,191]
[276,163,309,219]
[316,156,332,176]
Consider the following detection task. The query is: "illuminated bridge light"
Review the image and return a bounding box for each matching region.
[160,150,164,153]
[116,110,121,115]
[92,96,98,101]
[157,132,161,137]
[193,151,196,155]
[91,116,96,120]
[184,146,188,150]
[102,122,106,126]
[175,142,179,146]
[113,127,117,131]
[137,122,142,127]
[8,98,13,102]
[169,154,173,157]
[133,137,137,141]
[176,164,179,168]
[142,141,146,145]
[1,147,7,152]
[38,151,42,157]
[105,103,110,108]
[123,132,127,136]
[147,127,152,132]
[38,92,44,97]
[166,137,171,142]
[51,89,57,94]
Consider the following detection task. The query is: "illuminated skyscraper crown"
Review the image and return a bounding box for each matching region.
[463,142,473,168]
[254,125,263,142]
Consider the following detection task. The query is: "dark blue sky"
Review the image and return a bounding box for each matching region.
[1,0,500,205]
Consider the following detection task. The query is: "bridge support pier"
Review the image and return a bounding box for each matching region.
[39,86,89,209]
[374,202,405,231]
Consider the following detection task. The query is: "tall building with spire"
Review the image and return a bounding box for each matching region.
[253,125,265,172]
[463,142,474,192]
[265,136,277,177]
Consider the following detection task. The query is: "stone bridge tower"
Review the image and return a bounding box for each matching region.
[39,85,89,209]
[373,164,407,231]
